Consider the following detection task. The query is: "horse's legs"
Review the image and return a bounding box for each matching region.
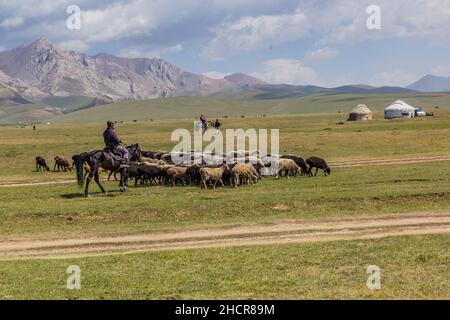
[108,171,113,181]
[119,169,128,192]
[84,165,95,197]
[94,169,106,194]
[122,170,127,191]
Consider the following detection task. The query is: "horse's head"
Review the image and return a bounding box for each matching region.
[127,144,142,161]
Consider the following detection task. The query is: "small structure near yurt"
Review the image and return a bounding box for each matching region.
[384,100,415,119]
[348,104,372,121]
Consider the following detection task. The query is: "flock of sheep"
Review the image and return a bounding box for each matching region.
[35,151,331,190]
[125,151,331,189]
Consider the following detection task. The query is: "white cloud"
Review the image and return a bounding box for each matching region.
[251,59,322,86]
[431,65,450,77]
[148,44,184,58]
[369,69,419,87]
[309,0,450,46]
[58,39,89,52]
[118,44,184,59]
[304,47,338,63]
[0,17,24,29]
[200,11,310,60]
[202,71,230,79]
[0,0,69,18]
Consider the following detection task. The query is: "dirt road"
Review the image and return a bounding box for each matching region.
[1,214,449,261]
[332,155,450,168]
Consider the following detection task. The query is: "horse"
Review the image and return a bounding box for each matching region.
[195,121,213,134]
[73,144,142,197]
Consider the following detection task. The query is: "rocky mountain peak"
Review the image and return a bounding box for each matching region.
[0,38,266,105]
[30,37,55,51]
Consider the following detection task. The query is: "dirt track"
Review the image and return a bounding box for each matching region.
[1,155,450,261]
[332,155,450,168]
[1,214,449,261]
[2,155,450,187]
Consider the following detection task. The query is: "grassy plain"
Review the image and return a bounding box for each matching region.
[51,92,450,123]
[0,235,448,299]
[0,94,450,299]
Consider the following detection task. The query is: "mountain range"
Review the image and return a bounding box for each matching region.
[0,38,448,123]
[407,75,450,92]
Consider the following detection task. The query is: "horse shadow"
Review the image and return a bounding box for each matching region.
[60,190,122,199]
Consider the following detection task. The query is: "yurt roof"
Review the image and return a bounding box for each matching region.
[350,104,372,114]
[385,100,415,111]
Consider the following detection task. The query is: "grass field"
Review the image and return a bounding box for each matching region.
[0,235,448,299]
[51,92,450,123]
[0,94,449,299]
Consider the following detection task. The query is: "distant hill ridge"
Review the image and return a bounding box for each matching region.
[0,38,431,122]
[407,74,450,92]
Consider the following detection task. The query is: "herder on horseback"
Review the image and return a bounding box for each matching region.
[73,121,141,197]
[103,120,129,165]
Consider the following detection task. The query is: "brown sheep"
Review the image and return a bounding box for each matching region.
[54,155,71,172]
[166,166,190,187]
[231,164,259,188]
[200,165,229,189]
[84,164,107,179]
[159,164,176,185]
[275,159,300,178]
[139,156,160,164]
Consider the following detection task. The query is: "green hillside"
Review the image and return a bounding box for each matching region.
[40,95,96,113]
[52,92,450,123]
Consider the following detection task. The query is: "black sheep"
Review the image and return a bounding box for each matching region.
[35,156,50,172]
[141,150,163,159]
[306,157,331,177]
[186,164,202,185]
[221,162,238,185]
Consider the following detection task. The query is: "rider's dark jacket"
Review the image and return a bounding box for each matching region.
[103,127,120,149]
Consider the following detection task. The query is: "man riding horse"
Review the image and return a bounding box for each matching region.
[103,120,129,165]
[73,121,141,197]
[200,114,208,134]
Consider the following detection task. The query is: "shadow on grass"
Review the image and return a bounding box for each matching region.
[60,191,122,199]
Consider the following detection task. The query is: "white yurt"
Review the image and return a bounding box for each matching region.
[384,100,415,119]
[348,104,372,121]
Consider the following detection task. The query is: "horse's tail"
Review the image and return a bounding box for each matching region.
[73,153,88,189]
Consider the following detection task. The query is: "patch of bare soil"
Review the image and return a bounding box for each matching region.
[1,214,449,260]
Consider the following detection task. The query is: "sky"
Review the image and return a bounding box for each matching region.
[1,0,450,87]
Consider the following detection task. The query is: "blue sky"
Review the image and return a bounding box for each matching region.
[1,0,450,87]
